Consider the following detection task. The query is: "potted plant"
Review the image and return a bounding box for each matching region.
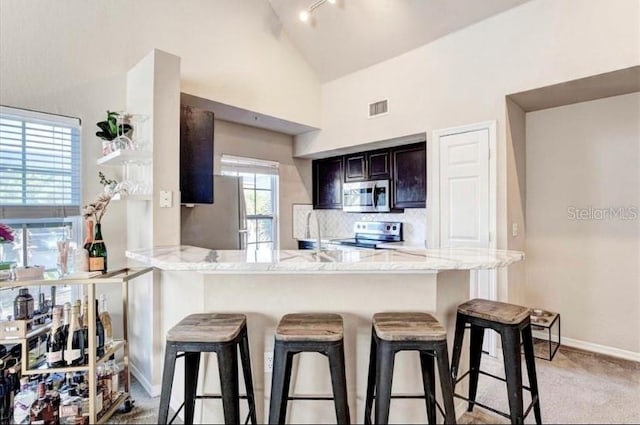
[96,111,134,155]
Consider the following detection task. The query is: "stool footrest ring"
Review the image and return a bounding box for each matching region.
[455,369,533,392]
[287,395,334,401]
[168,396,255,425]
[365,393,447,423]
[196,394,252,400]
[454,393,539,421]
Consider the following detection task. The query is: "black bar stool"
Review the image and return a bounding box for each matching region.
[364,312,457,425]
[268,313,350,424]
[450,299,542,424]
[157,313,258,425]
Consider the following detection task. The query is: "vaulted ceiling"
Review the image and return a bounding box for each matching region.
[268,0,531,82]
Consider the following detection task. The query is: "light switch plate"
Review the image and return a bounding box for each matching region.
[512,222,519,237]
[159,190,172,208]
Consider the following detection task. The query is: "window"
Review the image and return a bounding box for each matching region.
[221,155,279,250]
[0,106,81,271]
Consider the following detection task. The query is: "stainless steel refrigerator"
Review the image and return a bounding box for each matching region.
[180,175,248,249]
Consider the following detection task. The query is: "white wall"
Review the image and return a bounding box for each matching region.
[525,93,640,355]
[506,98,527,304]
[295,0,639,157]
[213,120,313,249]
[0,0,321,268]
[294,0,640,302]
[0,0,320,129]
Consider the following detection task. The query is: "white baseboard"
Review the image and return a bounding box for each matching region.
[130,362,162,397]
[562,337,640,362]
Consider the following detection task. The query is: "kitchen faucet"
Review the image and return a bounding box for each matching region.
[304,209,322,252]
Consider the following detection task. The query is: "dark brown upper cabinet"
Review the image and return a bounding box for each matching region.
[367,149,391,180]
[313,156,343,209]
[344,153,367,182]
[392,142,426,209]
[344,149,390,182]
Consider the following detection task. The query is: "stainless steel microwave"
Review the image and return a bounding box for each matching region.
[343,180,391,212]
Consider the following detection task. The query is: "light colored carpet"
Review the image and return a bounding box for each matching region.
[458,346,640,424]
[109,346,640,424]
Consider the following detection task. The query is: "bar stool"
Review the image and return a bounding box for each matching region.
[157,313,257,425]
[450,299,542,424]
[364,312,456,425]
[268,313,350,424]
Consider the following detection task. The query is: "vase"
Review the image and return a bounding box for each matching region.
[0,242,15,280]
[102,140,112,155]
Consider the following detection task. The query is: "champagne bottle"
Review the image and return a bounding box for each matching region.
[46,306,65,368]
[65,302,85,366]
[88,223,107,274]
[99,294,113,348]
[95,299,105,358]
[80,296,89,364]
[60,303,71,349]
[80,295,88,328]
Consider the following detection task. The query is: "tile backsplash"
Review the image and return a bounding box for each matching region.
[292,205,427,245]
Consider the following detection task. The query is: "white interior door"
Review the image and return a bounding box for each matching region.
[437,126,497,355]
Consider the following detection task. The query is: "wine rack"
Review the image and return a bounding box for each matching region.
[0,267,153,424]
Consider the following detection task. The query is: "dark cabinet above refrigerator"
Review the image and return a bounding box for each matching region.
[180,105,214,204]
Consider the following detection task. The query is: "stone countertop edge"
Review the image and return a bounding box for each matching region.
[126,245,524,273]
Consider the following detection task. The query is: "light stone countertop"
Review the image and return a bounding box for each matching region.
[126,245,524,273]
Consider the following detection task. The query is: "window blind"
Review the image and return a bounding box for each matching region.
[221,154,279,175]
[0,106,81,219]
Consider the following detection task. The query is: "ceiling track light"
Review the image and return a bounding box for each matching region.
[299,0,336,22]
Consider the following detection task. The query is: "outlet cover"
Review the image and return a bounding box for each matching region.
[159,190,172,208]
[264,352,273,373]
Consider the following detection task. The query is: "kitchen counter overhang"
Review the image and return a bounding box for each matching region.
[124,245,524,422]
[125,245,524,273]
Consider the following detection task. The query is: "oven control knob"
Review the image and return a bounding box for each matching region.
[392,225,397,231]
[386,225,391,230]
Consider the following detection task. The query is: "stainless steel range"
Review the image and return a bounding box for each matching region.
[331,221,403,249]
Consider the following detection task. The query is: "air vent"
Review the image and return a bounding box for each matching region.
[368,99,388,118]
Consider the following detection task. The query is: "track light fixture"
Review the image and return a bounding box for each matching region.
[299,0,336,23]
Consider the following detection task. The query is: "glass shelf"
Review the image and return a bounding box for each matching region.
[111,193,152,202]
[96,149,151,166]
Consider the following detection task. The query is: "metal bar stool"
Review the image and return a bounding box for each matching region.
[157,313,258,425]
[450,299,542,424]
[268,313,350,424]
[364,312,457,425]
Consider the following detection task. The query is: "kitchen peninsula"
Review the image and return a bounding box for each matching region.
[126,245,523,423]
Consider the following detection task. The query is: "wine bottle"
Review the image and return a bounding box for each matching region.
[64,302,85,366]
[88,223,107,274]
[95,299,105,358]
[80,295,88,328]
[60,303,71,349]
[30,381,57,425]
[99,294,113,348]
[46,306,65,368]
[80,296,89,364]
